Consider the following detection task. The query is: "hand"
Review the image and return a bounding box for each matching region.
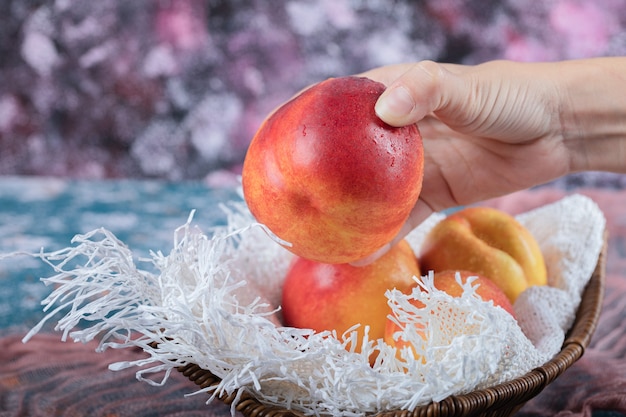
[354,58,626,264]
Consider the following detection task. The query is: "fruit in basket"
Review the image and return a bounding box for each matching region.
[281,240,420,345]
[384,270,515,359]
[430,270,515,316]
[241,76,424,264]
[419,207,547,303]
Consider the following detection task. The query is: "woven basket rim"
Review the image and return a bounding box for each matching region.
[180,232,607,417]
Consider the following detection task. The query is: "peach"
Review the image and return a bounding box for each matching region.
[419,207,547,303]
[281,240,420,344]
[384,270,515,360]
[429,270,515,317]
[242,76,424,264]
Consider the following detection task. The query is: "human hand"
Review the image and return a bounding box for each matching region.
[353,60,574,264]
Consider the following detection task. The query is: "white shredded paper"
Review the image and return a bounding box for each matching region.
[22,194,606,416]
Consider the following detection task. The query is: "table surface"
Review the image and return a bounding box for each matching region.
[1,175,625,417]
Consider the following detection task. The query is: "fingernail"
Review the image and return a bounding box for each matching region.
[375,86,415,121]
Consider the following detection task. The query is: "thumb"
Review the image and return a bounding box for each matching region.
[374,61,463,127]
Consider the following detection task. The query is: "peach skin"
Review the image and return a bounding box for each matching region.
[242,76,424,264]
[281,239,420,345]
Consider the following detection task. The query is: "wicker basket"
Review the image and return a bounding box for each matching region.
[179,236,607,417]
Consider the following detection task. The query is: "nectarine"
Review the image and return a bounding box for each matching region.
[242,76,424,264]
[281,240,420,344]
[419,207,547,303]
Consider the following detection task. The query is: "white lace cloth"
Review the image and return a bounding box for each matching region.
[23,194,606,416]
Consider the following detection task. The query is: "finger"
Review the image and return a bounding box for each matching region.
[373,61,467,127]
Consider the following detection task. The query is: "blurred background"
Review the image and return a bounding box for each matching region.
[2,0,626,187]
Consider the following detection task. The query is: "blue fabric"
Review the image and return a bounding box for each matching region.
[0,176,239,331]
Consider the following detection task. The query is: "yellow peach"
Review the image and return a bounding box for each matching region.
[419,207,547,303]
